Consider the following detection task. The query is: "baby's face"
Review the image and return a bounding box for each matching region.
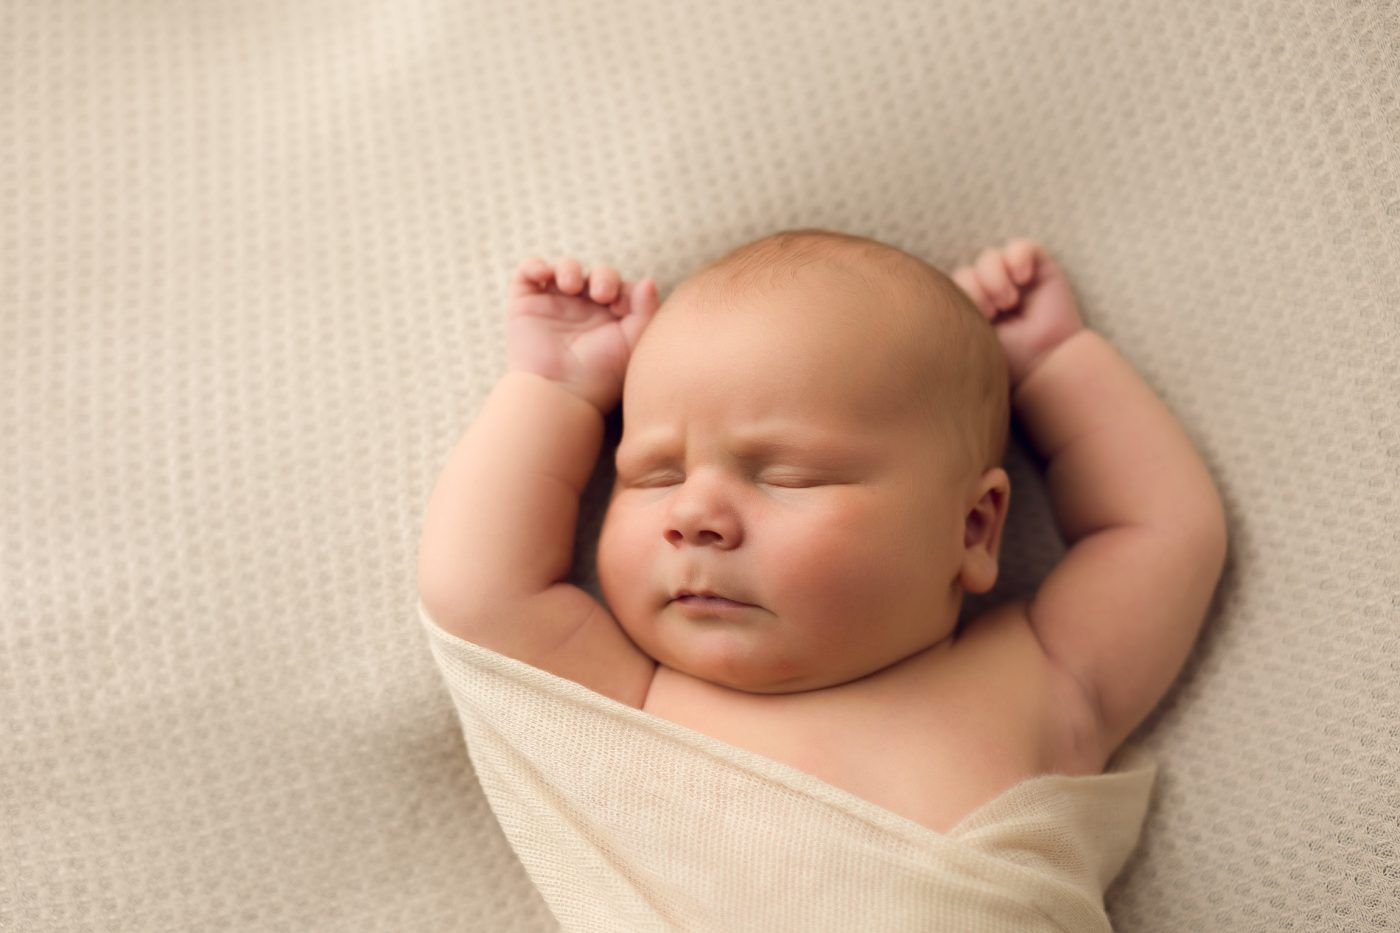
[597,273,993,694]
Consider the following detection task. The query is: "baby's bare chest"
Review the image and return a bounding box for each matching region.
[642,608,1092,833]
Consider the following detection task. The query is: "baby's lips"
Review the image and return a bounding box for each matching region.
[672,588,757,607]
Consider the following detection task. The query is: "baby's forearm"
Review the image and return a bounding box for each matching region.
[1012,330,1226,543]
[417,372,601,627]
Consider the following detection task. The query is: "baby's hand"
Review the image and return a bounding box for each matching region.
[505,257,660,413]
[952,239,1085,387]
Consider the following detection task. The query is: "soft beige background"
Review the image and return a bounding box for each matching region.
[2,1,1396,931]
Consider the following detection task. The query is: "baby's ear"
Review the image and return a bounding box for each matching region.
[965,469,1011,541]
[961,469,1011,592]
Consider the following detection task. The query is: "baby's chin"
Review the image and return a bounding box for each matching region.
[658,640,869,695]
[614,604,882,694]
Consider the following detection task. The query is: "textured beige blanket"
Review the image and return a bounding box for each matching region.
[6,2,1396,929]
[421,602,1157,932]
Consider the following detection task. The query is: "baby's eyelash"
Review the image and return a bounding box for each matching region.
[759,475,822,488]
[622,470,682,487]
[621,471,827,489]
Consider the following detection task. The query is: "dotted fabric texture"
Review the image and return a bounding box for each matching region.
[2,1,1396,931]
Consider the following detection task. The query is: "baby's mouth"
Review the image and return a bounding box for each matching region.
[672,589,756,608]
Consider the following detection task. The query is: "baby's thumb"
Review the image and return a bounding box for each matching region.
[619,278,660,348]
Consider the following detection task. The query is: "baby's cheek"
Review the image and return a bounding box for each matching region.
[597,506,651,614]
[596,511,625,597]
[777,509,897,618]
[772,512,868,607]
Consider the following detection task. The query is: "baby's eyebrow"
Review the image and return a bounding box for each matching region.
[733,434,833,458]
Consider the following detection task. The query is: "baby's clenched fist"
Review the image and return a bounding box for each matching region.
[505,256,660,414]
[952,238,1084,387]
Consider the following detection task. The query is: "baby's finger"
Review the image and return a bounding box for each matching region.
[952,266,996,320]
[508,256,554,299]
[1004,239,1042,286]
[974,249,1017,311]
[588,265,622,307]
[618,278,660,348]
[555,257,584,295]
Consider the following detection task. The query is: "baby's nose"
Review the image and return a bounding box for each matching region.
[663,489,742,549]
[664,526,730,547]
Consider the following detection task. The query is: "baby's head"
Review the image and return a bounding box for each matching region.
[597,229,1011,693]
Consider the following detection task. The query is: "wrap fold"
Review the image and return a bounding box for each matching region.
[421,602,1156,932]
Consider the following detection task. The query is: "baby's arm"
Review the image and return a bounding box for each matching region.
[956,241,1228,761]
[417,258,659,705]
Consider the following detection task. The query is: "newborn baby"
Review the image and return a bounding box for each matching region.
[418,229,1227,836]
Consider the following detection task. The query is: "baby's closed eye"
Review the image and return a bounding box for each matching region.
[615,468,834,489]
[756,472,829,488]
[631,474,683,488]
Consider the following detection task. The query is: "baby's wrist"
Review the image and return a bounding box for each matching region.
[1013,328,1093,392]
[504,367,610,418]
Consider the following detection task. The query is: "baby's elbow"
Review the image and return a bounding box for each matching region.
[417,548,452,614]
[1201,485,1229,554]
[1151,485,1228,585]
[417,550,484,633]
[1186,491,1230,584]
